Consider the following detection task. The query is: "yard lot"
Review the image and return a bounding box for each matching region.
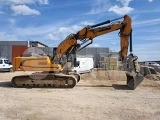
[0,71,160,120]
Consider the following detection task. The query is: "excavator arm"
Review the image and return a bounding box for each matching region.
[53,15,131,63]
[53,15,144,89]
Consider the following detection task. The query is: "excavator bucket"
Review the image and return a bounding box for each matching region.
[126,72,144,90]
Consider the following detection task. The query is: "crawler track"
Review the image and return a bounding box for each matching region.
[11,73,77,88]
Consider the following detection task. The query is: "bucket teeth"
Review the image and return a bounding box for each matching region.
[126,72,144,90]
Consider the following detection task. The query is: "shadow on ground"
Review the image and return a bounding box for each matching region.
[112,84,131,90]
[0,81,132,90]
[77,84,132,90]
[0,81,12,88]
[76,84,112,88]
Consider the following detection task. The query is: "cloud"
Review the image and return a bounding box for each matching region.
[108,0,134,15]
[8,18,16,25]
[133,18,160,27]
[14,25,53,36]
[9,0,49,5]
[80,21,94,26]
[11,5,40,15]
[117,0,132,6]
[87,0,110,14]
[10,0,35,4]
[0,32,18,41]
[148,0,153,2]
[108,5,134,15]
[0,11,5,14]
[9,19,72,37]
[46,25,82,40]
[87,0,134,15]
[46,33,59,40]
[38,0,49,5]
[134,9,160,14]
[0,0,48,16]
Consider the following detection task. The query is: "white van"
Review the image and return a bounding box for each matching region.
[73,57,94,74]
[0,58,13,72]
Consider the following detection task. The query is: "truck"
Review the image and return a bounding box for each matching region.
[73,57,94,74]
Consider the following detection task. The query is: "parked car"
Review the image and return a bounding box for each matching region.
[0,58,13,72]
[145,62,160,66]
[145,62,160,73]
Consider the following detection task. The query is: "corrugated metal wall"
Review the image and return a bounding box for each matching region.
[77,47,109,67]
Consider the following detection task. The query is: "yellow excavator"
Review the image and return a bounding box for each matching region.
[11,15,144,89]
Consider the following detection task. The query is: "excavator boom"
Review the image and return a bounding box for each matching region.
[53,15,131,62]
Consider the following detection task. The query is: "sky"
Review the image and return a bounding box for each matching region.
[0,0,160,61]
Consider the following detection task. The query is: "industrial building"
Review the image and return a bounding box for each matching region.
[0,41,49,62]
[0,41,119,69]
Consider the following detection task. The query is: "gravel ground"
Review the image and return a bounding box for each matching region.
[0,71,160,120]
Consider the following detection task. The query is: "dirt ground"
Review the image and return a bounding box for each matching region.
[0,70,160,120]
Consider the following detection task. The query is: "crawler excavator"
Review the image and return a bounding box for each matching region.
[11,15,144,90]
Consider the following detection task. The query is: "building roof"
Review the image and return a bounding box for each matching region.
[29,41,48,47]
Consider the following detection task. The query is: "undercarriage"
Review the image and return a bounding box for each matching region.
[11,72,80,88]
